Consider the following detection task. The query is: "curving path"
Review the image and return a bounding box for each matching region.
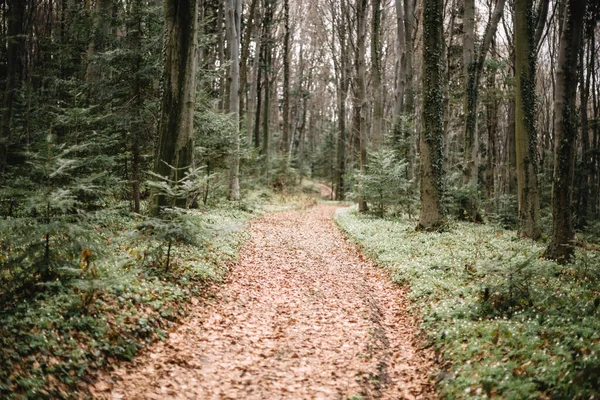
[94,204,433,400]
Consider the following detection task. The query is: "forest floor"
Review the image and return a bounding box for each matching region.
[92,204,434,399]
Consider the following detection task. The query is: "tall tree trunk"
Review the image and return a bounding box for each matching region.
[576,38,592,226]
[356,0,369,212]
[259,0,273,161]
[152,0,199,212]
[544,0,587,262]
[394,0,406,126]
[239,0,258,126]
[485,41,498,213]
[418,0,445,230]
[131,0,144,213]
[403,0,415,114]
[227,0,241,201]
[281,0,291,154]
[514,0,541,239]
[461,0,506,222]
[254,38,263,150]
[335,0,351,201]
[371,0,384,148]
[0,0,25,173]
[591,34,599,219]
[261,43,271,158]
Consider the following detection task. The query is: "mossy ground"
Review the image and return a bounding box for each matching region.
[336,208,600,399]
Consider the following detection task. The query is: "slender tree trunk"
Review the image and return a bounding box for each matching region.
[217,1,226,110]
[152,0,199,212]
[259,0,273,161]
[403,0,415,114]
[576,38,592,226]
[254,38,263,150]
[261,43,271,158]
[461,0,506,222]
[239,0,258,125]
[485,41,498,213]
[356,0,369,212]
[281,0,291,154]
[0,0,25,173]
[545,0,587,262]
[591,35,599,219]
[394,0,406,129]
[131,0,143,213]
[227,0,241,201]
[442,0,456,166]
[514,0,541,239]
[371,0,384,148]
[417,0,445,230]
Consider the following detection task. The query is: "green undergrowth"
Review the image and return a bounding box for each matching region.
[336,208,600,399]
[0,204,254,399]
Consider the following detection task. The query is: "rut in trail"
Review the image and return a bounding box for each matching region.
[96,204,434,400]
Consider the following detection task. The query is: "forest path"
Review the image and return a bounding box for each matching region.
[96,204,434,400]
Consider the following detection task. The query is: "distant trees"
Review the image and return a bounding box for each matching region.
[0,0,599,263]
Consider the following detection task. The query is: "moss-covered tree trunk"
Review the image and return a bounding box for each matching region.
[514,0,540,239]
[417,0,445,230]
[545,0,587,262]
[152,0,199,212]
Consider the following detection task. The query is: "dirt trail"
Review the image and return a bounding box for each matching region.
[96,205,434,399]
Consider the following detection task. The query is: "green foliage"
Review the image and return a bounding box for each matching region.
[0,206,251,398]
[0,134,117,303]
[352,149,414,216]
[336,209,600,399]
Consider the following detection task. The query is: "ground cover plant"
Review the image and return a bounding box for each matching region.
[0,204,253,398]
[336,208,600,399]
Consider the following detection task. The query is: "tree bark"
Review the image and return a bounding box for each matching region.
[403,0,415,114]
[152,0,199,212]
[514,0,541,239]
[417,0,445,230]
[371,0,384,149]
[0,0,25,173]
[281,0,291,154]
[239,0,258,126]
[227,0,241,201]
[485,41,498,214]
[544,0,587,262]
[356,0,369,213]
[461,0,506,222]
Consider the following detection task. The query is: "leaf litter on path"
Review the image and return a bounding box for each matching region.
[93,205,434,399]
